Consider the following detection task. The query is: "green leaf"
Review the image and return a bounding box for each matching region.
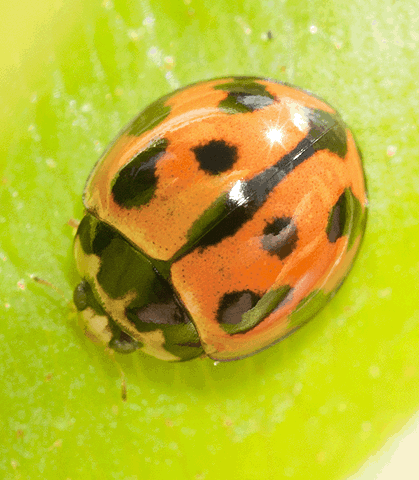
[2,1,419,479]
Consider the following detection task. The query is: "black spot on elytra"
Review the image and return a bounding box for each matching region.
[217,291,261,325]
[111,138,168,208]
[327,190,351,243]
[77,214,117,257]
[262,217,298,260]
[215,78,275,113]
[91,222,117,255]
[193,140,238,174]
[216,286,293,336]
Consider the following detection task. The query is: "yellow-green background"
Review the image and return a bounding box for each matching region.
[1,1,419,479]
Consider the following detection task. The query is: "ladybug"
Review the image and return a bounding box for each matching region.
[73,76,367,362]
